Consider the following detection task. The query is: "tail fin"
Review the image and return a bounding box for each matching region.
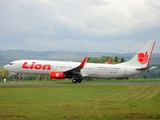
[122,40,156,67]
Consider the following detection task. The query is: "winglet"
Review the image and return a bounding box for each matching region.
[78,57,88,69]
[106,58,112,64]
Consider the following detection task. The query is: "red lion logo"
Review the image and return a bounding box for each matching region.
[137,52,149,64]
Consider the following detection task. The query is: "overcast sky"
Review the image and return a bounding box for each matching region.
[0,0,160,53]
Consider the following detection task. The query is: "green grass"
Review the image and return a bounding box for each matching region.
[1,78,160,84]
[0,84,160,120]
[89,78,160,82]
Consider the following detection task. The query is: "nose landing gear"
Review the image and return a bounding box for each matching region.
[15,74,19,79]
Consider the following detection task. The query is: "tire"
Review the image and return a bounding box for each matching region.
[15,75,19,79]
[72,79,77,83]
[77,79,82,83]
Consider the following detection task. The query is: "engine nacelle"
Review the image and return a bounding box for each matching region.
[50,72,64,79]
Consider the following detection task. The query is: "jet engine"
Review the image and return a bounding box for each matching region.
[50,72,64,79]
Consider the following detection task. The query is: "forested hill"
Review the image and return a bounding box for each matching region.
[0,50,159,63]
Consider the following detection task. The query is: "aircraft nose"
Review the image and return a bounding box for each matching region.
[3,65,8,70]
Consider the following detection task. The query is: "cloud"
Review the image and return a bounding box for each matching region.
[0,0,160,53]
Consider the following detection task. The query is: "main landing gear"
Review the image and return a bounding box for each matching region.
[72,77,82,83]
[15,74,19,79]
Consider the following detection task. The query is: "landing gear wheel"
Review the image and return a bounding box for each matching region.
[15,74,19,79]
[72,78,82,83]
[77,79,82,83]
[72,79,77,83]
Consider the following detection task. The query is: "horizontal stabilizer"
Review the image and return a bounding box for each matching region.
[136,66,157,71]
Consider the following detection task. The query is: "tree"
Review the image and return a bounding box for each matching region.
[87,56,125,64]
[114,56,119,63]
[87,57,101,63]
[0,68,9,79]
[100,56,111,63]
[120,58,125,63]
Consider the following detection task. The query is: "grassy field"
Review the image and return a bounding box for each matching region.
[1,78,160,84]
[0,81,160,120]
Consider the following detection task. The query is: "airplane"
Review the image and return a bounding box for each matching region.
[3,40,156,83]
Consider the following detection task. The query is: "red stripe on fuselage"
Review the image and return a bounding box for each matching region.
[146,40,156,67]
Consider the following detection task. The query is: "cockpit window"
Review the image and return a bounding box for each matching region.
[9,63,14,65]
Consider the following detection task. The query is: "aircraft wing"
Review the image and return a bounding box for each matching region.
[64,57,88,78]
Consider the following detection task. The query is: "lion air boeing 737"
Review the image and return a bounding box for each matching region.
[4,40,156,83]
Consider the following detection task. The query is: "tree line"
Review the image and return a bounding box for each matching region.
[87,56,125,64]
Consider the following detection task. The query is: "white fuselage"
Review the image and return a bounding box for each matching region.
[4,60,146,79]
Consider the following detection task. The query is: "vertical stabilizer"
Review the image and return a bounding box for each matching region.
[122,40,156,67]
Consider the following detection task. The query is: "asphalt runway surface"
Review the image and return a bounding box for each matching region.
[0,82,160,86]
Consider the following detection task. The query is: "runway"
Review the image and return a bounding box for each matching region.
[0,82,160,86]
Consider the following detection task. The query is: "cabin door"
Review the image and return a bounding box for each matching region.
[123,67,128,75]
[17,62,21,69]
